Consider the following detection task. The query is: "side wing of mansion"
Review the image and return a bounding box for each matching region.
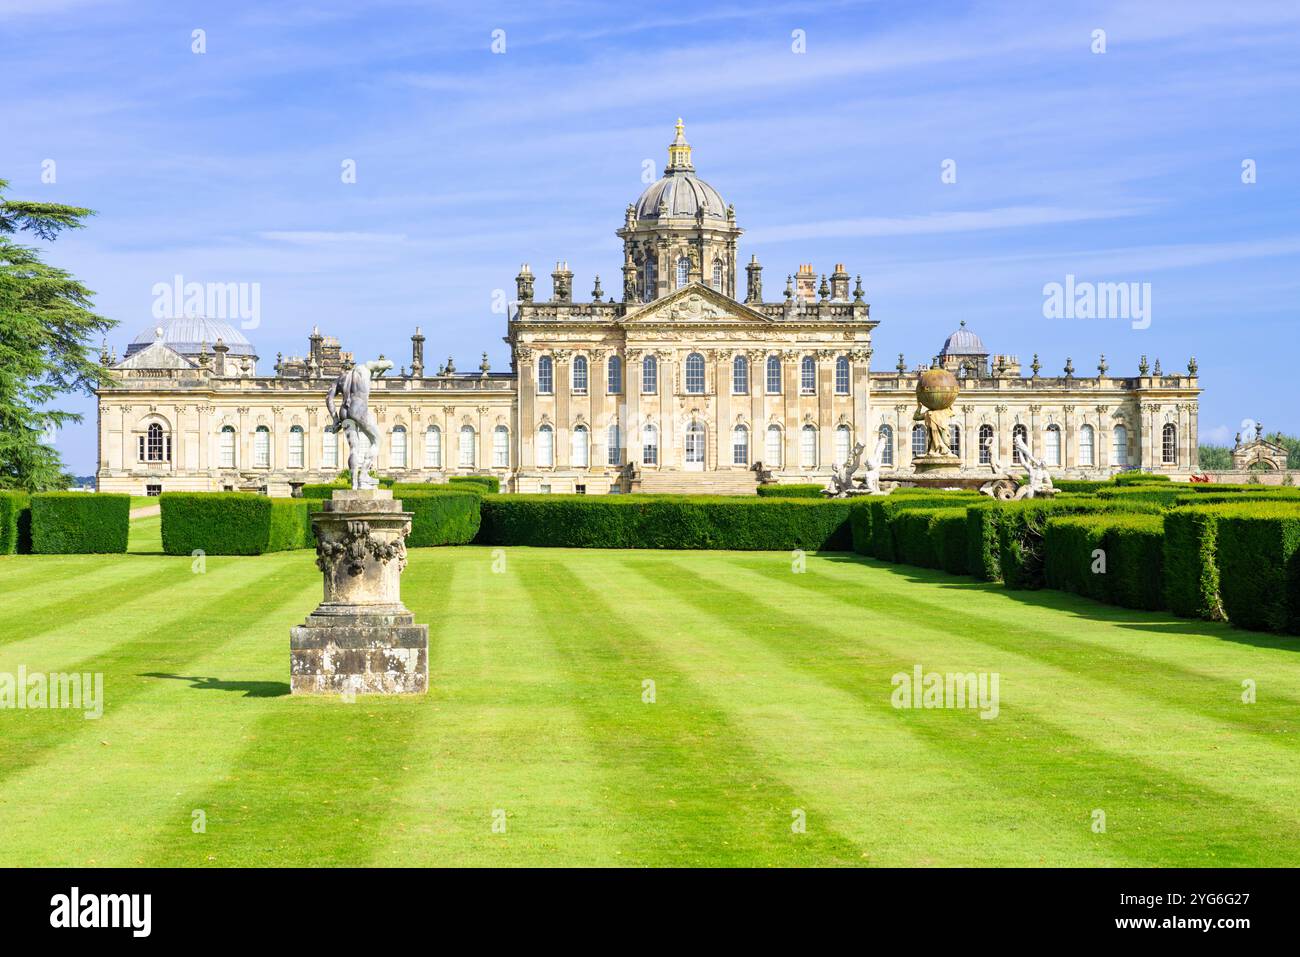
[95,122,1200,496]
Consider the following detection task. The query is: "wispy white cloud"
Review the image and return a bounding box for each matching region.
[256,230,408,245]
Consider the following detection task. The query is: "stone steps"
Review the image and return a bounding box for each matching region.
[636,471,758,496]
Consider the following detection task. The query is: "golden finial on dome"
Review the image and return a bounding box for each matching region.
[667,118,693,172]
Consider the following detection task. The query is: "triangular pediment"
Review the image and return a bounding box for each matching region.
[115,340,197,370]
[619,282,771,325]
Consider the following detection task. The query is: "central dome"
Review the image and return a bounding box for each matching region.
[633,119,728,222]
[126,316,256,358]
[939,320,987,357]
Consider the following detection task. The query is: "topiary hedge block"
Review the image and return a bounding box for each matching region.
[1163,506,1228,620]
[756,484,824,498]
[449,475,500,494]
[928,508,970,576]
[160,493,311,555]
[0,491,32,555]
[1044,513,1164,609]
[893,509,941,568]
[476,496,852,550]
[1114,472,1172,485]
[403,492,482,546]
[29,493,130,554]
[1215,506,1300,633]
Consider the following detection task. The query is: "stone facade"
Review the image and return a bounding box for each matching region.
[95,122,1201,496]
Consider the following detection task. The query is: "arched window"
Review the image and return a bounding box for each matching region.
[949,423,961,458]
[459,425,476,468]
[493,425,509,468]
[712,259,724,289]
[766,355,782,394]
[572,355,588,393]
[834,425,851,465]
[732,424,749,466]
[800,424,818,468]
[911,424,926,459]
[607,422,621,466]
[1112,424,1129,466]
[144,422,168,462]
[1012,424,1029,464]
[1044,425,1061,466]
[391,425,407,468]
[685,421,705,466]
[732,354,748,394]
[643,258,657,300]
[253,425,271,468]
[571,424,589,467]
[322,427,338,469]
[835,356,850,395]
[800,355,816,393]
[1079,424,1095,467]
[424,425,441,468]
[607,355,622,395]
[878,424,894,466]
[219,425,236,468]
[642,424,659,465]
[766,424,783,466]
[676,256,690,287]
[288,425,305,468]
[537,424,554,467]
[685,352,705,394]
[642,354,658,394]
[537,356,554,394]
[1162,423,1177,465]
[978,424,994,465]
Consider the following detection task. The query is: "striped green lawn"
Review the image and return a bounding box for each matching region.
[1,530,1298,866]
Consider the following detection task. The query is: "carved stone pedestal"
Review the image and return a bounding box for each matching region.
[290,489,428,695]
[910,452,963,476]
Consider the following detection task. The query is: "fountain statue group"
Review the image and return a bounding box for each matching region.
[821,435,891,498]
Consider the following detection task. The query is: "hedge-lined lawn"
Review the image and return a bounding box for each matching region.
[0,547,1297,866]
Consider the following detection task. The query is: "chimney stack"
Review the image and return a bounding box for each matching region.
[551,261,573,302]
[410,326,425,378]
[745,254,763,303]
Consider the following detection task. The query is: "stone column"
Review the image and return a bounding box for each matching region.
[658,350,675,468]
[816,350,834,466]
[714,349,730,469]
[554,351,571,468]
[783,351,800,469]
[625,348,642,465]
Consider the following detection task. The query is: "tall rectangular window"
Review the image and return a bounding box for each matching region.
[220,427,236,468]
[493,426,509,467]
[288,427,304,468]
[766,356,781,394]
[322,429,338,469]
[424,427,441,467]
[253,427,270,468]
[642,355,658,394]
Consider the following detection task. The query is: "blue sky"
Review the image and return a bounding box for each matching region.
[3,0,1298,474]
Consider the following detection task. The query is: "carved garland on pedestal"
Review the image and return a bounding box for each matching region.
[315,519,410,577]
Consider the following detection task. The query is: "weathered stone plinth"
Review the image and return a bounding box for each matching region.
[290,489,428,695]
[910,452,963,476]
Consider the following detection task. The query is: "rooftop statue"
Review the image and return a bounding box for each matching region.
[325,358,393,490]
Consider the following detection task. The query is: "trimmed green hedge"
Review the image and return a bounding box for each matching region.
[1215,506,1300,633]
[0,491,32,555]
[1163,505,1234,620]
[476,495,852,550]
[866,493,976,562]
[929,508,971,575]
[161,493,311,555]
[1096,485,1184,507]
[893,509,940,568]
[393,482,489,498]
[1114,472,1172,484]
[450,475,500,494]
[756,483,824,498]
[1044,513,1164,609]
[849,500,872,554]
[404,492,481,546]
[29,493,130,554]
[1053,479,1111,494]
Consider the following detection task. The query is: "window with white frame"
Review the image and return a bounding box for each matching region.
[685,352,705,394]
[537,356,554,394]
[642,354,658,394]
[949,423,961,459]
[572,355,588,393]
[424,425,441,467]
[1113,424,1129,466]
[800,355,815,393]
[834,356,850,395]
[537,425,554,467]
[607,422,620,466]
[1012,424,1028,463]
[1162,423,1177,465]
[732,354,748,394]
[391,425,407,468]
[253,426,271,468]
[459,425,475,468]
[911,424,926,459]
[712,259,723,289]
[1044,425,1062,466]
[978,424,994,465]
[1079,424,1095,467]
[220,426,236,468]
[322,428,338,469]
[834,425,851,465]
[676,256,689,287]
[643,259,657,300]
[288,426,305,468]
[879,425,894,466]
[766,424,783,466]
[800,425,818,468]
[766,355,781,394]
[141,422,169,462]
[571,424,589,467]
[642,423,658,465]
[607,355,621,394]
[732,425,748,465]
[493,425,509,467]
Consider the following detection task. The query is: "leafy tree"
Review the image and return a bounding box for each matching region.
[0,178,114,490]
[1264,431,1300,469]
[1197,444,1232,470]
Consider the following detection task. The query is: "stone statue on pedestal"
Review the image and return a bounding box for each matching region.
[325,358,392,490]
[1012,435,1055,499]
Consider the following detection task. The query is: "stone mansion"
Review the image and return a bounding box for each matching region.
[95,121,1201,496]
